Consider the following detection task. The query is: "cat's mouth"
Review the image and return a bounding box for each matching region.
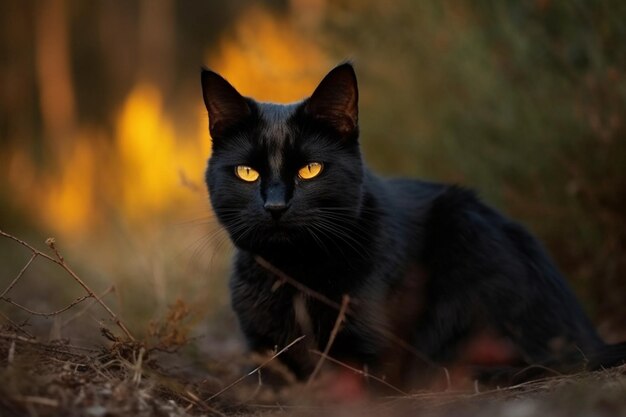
[268,229,290,240]
[266,223,294,237]
[226,217,309,250]
[260,220,306,244]
[237,227,296,250]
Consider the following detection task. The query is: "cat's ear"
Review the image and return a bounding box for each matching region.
[201,69,251,137]
[305,63,358,136]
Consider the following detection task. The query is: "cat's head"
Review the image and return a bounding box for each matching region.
[201,63,364,254]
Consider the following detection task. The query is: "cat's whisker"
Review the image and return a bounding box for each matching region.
[316,206,384,217]
[304,226,330,256]
[173,215,220,227]
[307,222,352,261]
[182,225,224,256]
[313,212,377,241]
[313,208,380,229]
[185,226,230,268]
[313,214,374,246]
[310,219,373,261]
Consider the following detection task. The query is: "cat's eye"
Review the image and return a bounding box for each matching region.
[235,165,260,182]
[298,162,323,180]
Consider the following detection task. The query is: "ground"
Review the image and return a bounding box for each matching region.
[1,330,625,417]
[1,231,625,417]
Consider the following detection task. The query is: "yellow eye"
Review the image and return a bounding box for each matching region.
[298,162,323,180]
[235,165,260,182]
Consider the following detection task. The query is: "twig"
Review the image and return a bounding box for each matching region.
[0,230,135,341]
[0,332,95,357]
[309,349,408,395]
[45,237,135,340]
[307,294,350,386]
[62,285,115,327]
[132,347,146,385]
[13,396,59,407]
[182,390,227,417]
[0,309,34,338]
[2,295,91,317]
[255,256,345,311]
[382,369,602,406]
[0,332,37,343]
[255,255,438,368]
[0,230,59,264]
[513,363,563,379]
[444,367,451,390]
[7,339,15,364]
[207,335,306,401]
[0,253,37,298]
[233,369,265,406]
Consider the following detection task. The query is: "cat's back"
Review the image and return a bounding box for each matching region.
[381,175,505,234]
[384,177,449,207]
[375,175,451,227]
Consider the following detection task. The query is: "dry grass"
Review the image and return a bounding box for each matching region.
[1,330,624,417]
[1,231,625,417]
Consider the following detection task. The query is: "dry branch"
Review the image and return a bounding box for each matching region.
[0,331,97,357]
[182,390,227,417]
[62,285,115,327]
[0,253,36,299]
[207,335,307,401]
[255,255,437,369]
[2,295,90,317]
[0,309,34,338]
[255,256,345,311]
[13,396,59,408]
[0,229,135,341]
[309,349,408,395]
[307,294,350,386]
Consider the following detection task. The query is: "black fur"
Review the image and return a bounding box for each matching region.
[201,64,625,389]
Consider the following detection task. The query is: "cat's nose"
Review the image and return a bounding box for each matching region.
[264,201,289,219]
[264,182,289,219]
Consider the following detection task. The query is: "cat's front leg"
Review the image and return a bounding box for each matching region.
[229,262,317,380]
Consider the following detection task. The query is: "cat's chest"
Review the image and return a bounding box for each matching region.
[232,254,428,351]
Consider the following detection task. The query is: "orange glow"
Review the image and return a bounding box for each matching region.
[208,6,329,102]
[41,132,98,234]
[4,87,210,236]
[115,84,208,222]
[2,6,327,237]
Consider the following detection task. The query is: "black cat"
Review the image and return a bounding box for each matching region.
[200,63,625,390]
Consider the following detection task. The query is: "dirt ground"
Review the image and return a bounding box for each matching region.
[1,325,625,417]
[1,231,626,417]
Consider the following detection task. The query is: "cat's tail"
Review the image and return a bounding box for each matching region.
[587,341,626,370]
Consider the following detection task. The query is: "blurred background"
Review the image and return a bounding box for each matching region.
[1,0,625,350]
